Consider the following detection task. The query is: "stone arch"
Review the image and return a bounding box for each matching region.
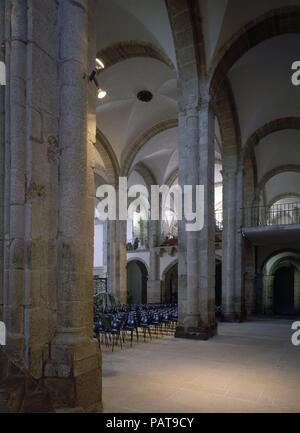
[256,164,300,201]
[127,257,150,274]
[268,193,300,208]
[262,250,300,315]
[213,78,242,158]
[126,259,149,304]
[161,259,178,304]
[243,117,300,164]
[120,119,178,177]
[261,248,300,271]
[161,258,178,280]
[95,129,120,186]
[97,40,175,71]
[210,6,300,96]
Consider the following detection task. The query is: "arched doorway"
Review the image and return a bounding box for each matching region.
[274,265,295,316]
[163,263,178,304]
[262,251,300,316]
[127,260,148,304]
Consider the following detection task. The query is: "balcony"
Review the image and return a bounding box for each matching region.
[243,202,300,228]
[242,202,300,245]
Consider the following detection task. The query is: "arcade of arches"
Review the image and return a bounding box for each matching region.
[1,0,300,413]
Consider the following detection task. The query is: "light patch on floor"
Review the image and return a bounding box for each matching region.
[102,319,300,413]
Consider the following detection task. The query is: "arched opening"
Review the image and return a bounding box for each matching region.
[262,251,300,316]
[274,265,295,316]
[163,263,178,305]
[127,260,148,305]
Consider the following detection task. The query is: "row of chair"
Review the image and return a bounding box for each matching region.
[94,304,178,351]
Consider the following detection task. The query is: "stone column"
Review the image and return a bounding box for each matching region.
[263,275,274,315]
[244,238,256,315]
[222,164,237,320]
[176,110,188,325]
[0,0,5,326]
[175,106,200,336]
[3,0,27,366]
[115,218,127,304]
[102,221,108,270]
[222,159,245,321]
[198,96,217,337]
[147,220,161,303]
[235,165,245,316]
[3,0,62,380]
[107,219,116,293]
[175,96,217,340]
[44,0,101,412]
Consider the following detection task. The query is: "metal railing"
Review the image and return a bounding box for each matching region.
[243,202,300,228]
[93,277,108,295]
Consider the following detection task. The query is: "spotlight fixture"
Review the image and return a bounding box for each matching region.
[98,88,107,99]
[96,58,105,71]
[89,58,107,100]
[137,90,153,102]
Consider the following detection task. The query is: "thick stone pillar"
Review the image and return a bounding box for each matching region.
[3,0,62,381]
[107,220,116,293]
[176,106,200,336]
[235,166,245,316]
[197,96,217,337]
[102,221,108,270]
[107,212,127,303]
[222,165,237,320]
[176,110,188,326]
[147,220,161,303]
[115,218,127,304]
[44,0,101,412]
[3,0,27,367]
[176,96,217,340]
[222,159,245,321]
[244,239,256,315]
[0,0,5,327]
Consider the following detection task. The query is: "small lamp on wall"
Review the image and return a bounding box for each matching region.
[89,57,107,99]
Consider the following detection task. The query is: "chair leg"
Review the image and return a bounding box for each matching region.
[112,334,115,352]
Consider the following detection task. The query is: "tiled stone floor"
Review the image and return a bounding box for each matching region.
[102,319,300,413]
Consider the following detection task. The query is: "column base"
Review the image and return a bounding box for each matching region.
[175,323,217,341]
[44,334,102,412]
